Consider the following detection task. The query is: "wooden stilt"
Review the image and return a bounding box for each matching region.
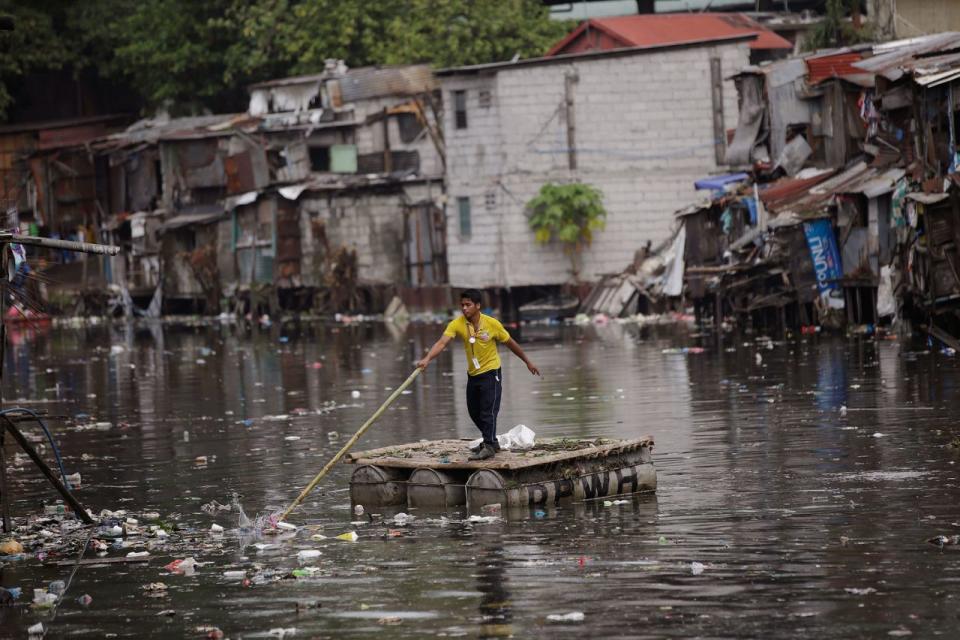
[0,430,9,533]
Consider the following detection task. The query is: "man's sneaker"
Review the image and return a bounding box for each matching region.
[469,441,501,453]
[468,443,496,461]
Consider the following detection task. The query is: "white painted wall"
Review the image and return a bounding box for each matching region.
[442,41,750,287]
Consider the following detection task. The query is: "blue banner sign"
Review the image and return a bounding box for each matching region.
[803,219,845,309]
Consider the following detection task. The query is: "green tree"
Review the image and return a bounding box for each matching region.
[0,0,572,120]
[0,4,69,118]
[804,0,872,51]
[526,182,607,281]
[219,0,572,88]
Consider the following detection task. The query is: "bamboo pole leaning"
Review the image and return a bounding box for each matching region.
[276,368,421,523]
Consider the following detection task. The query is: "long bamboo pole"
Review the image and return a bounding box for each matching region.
[277,368,421,523]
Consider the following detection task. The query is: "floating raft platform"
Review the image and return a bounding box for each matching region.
[345,436,655,510]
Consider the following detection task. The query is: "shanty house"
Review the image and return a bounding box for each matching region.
[236,65,446,311]
[546,13,793,65]
[0,115,128,307]
[91,64,446,315]
[438,36,751,293]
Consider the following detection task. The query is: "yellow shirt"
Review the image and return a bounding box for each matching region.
[444,314,511,376]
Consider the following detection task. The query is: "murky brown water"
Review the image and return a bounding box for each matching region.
[1,319,959,638]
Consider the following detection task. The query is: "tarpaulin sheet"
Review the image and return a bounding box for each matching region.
[803,219,845,309]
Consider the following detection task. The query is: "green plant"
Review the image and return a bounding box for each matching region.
[803,0,873,52]
[526,182,607,280]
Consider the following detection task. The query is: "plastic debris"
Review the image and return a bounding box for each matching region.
[126,551,150,558]
[201,500,231,515]
[77,594,93,606]
[297,550,321,563]
[0,539,23,554]
[690,561,705,575]
[32,588,57,607]
[27,622,44,636]
[547,612,585,623]
[927,534,960,546]
[48,580,66,595]
[351,390,361,398]
[268,628,297,638]
[210,523,224,533]
[164,557,198,575]
[466,515,501,524]
[335,531,358,542]
[469,424,536,452]
[0,586,20,605]
[353,505,364,516]
[223,571,247,579]
[392,513,416,526]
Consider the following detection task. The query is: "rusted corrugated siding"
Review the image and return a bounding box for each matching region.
[806,53,864,85]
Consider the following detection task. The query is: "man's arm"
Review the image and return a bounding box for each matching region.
[417,334,453,370]
[505,338,540,376]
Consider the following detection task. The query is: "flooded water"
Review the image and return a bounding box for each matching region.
[1,319,960,638]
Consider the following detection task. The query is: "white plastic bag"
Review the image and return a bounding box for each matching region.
[468,424,536,451]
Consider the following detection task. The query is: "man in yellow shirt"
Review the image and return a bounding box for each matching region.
[417,289,540,460]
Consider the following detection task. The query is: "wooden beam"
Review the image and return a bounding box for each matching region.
[1,417,95,524]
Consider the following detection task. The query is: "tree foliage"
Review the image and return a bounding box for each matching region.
[526,182,607,279]
[0,0,571,119]
[804,0,872,52]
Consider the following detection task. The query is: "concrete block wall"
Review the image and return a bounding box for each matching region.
[298,182,443,286]
[443,76,505,181]
[893,0,960,37]
[443,41,749,287]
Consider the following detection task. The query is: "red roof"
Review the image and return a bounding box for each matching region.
[806,52,865,84]
[547,13,794,57]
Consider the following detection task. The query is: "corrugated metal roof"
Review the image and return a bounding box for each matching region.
[762,162,903,221]
[546,13,793,56]
[806,52,864,85]
[438,34,754,75]
[853,32,960,81]
[337,66,436,102]
[161,205,225,231]
[760,170,837,209]
[250,65,436,101]
[0,114,129,136]
[94,114,258,151]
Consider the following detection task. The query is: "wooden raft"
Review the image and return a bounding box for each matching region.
[346,437,656,510]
